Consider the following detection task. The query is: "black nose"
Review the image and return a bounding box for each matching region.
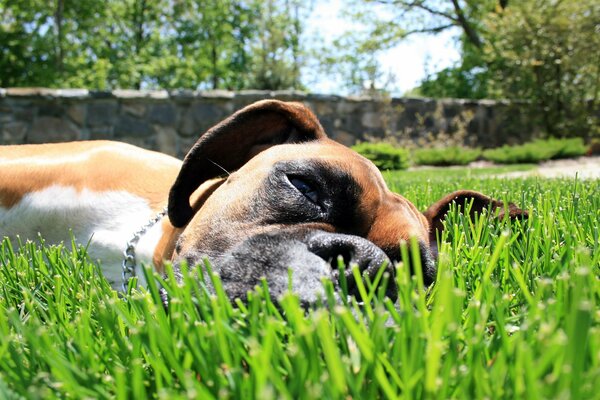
[306,232,397,301]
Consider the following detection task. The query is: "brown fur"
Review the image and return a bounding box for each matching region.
[0,141,180,210]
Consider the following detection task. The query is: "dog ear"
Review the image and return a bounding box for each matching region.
[423,190,528,257]
[168,99,327,227]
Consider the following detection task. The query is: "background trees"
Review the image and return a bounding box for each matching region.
[0,0,306,90]
[0,0,597,137]
[319,0,599,137]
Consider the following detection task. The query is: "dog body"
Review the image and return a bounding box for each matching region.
[0,100,525,303]
[0,141,182,285]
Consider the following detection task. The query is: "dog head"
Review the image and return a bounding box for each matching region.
[165,100,526,305]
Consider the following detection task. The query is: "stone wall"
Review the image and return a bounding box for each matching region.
[0,88,537,158]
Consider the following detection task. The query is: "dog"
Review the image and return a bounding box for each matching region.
[0,100,526,304]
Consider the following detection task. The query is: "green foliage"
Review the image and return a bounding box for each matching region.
[325,0,502,96]
[418,65,491,99]
[351,142,410,170]
[482,138,588,164]
[483,0,600,137]
[552,138,589,159]
[0,0,308,90]
[413,146,481,166]
[246,0,306,90]
[1,175,599,398]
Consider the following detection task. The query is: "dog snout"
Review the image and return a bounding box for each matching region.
[306,232,397,300]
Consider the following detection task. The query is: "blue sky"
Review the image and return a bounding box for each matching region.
[304,0,461,95]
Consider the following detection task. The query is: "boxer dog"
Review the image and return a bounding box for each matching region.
[0,100,526,305]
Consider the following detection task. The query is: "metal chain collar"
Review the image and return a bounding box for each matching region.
[122,206,168,292]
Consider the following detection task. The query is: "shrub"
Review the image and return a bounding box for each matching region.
[483,138,588,164]
[351,142,410,170]
[551,138,587,159]
[413,146,481,166]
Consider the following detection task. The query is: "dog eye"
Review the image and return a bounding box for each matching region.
[289,177,320,204]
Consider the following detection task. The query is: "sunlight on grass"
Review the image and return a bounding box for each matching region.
[0,173,598,398]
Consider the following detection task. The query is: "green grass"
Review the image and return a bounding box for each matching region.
[1,172,599,399]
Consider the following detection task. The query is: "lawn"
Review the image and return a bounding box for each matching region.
[1,168,598,399]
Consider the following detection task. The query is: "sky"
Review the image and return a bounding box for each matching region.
[304,0,461,95]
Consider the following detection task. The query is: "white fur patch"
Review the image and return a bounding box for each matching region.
[0,185,164,289]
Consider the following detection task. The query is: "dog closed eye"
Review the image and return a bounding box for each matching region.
[288,176,320,205]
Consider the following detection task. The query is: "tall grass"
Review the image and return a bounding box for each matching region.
[1,174,598,399]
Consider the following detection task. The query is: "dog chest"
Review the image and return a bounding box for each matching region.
[0,184,164,288]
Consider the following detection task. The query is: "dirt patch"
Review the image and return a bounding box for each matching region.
[496,156,600,179]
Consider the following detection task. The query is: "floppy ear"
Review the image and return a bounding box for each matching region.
[423,190,528,257]
[168,99,327,227]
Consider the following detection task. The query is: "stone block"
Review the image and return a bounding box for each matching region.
[67,104,86,126]
[114,89,168,99]
[28,116,79,143]
[317,116,335,135]
[0,107,13,123]
[38,102,65,117]
[87,101,118,126]
[200,90,235,99]
[169,89,196,104]
[311,100,335,116]
[331,130,356,146]
[6,88,55,97]
[147,103,176,125]
[337,100,360,114]
[155,125,178,156]
[12,106,36,122]
[272,90,308,101]
[176,135,198,158]
[114,114,155,138]
[89,91,115,99]
[90,126,114,139]
[361,111,381,129]
[2,121,28,144]
[116,136,157,151]
[179,102,227,137]
[55,89,89,98]
[122,101,146,117]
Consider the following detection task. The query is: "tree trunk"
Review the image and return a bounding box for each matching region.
[450,0,482,49]
[133,0,147,89]
[55,0,64,78]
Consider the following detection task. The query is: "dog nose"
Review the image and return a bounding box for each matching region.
[306,232,397,300]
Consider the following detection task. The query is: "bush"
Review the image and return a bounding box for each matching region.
[551,138,588,159]
[351,142,410,170]
[483,138,587,164]
[413,146,481,166]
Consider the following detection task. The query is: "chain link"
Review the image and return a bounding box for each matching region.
[122,206,168,292]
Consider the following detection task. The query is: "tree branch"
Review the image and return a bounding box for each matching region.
[402,23,455,35]
[450,0,482,48]
[373,0,458,22]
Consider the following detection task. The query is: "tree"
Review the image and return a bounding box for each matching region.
[317,0,507,96]
[0,0,307,90]
[246,0,308,90]
[0,0,60,87]
[483,0,600,137]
